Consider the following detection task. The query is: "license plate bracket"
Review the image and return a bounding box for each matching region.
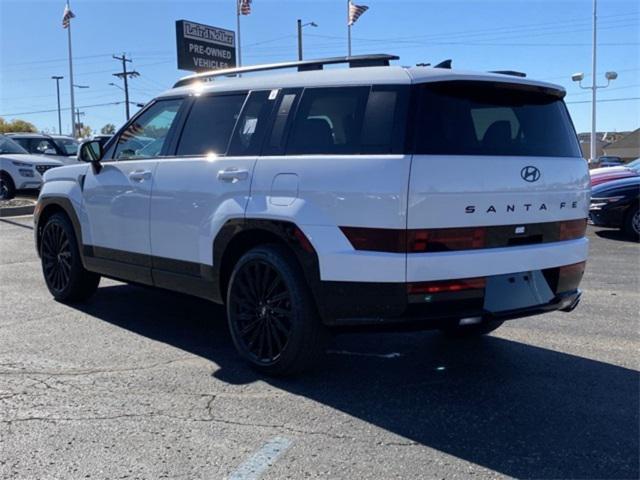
[484,271,554,313]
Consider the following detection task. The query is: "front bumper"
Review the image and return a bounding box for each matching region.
[316,264,584,328]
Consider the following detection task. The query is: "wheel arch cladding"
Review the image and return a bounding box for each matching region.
[213,219,323,311]
[36,198,83,260]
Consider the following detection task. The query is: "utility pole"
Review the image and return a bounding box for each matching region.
[51,76,64,135]
[112,53,139,121]
[75,108,85,137]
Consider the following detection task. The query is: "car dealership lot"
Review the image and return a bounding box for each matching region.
[0,217,638,479]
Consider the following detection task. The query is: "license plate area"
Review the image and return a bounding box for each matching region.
[484,271,554,313]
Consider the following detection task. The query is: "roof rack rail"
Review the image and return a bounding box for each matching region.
[173,54,399,88]
[490,70,527,78]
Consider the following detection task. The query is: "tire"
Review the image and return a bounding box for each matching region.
[226,244,328,376]
[40,212,100,302]
[440,319,504,338]
[0,172,16,200]
[623,205,639,242]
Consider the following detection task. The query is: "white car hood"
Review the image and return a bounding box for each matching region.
[0,153,64,166]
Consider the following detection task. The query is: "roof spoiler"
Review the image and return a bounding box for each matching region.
[173,54,400,88]
[490,70,527,78]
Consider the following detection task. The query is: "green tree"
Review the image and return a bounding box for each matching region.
[0,117,37,134]
[78,125,93,138]
[100,123,116,135]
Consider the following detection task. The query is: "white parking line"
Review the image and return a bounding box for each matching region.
[228,437,293,480]
[327,349,402,359]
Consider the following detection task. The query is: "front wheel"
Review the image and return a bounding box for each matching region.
[623,205,639,241]
[226,245,328,376]
[0,172,16,200]
[40,212,100,302]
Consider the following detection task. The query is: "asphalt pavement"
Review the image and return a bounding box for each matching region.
[1,215,638,479]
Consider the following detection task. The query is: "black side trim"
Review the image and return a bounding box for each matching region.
[212,218,323,308]
[82,245,217,301]
[36,197,84,263]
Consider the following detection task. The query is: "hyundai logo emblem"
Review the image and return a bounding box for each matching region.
[521,166,541,182]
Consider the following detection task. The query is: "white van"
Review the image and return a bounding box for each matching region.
[35,55,589,375]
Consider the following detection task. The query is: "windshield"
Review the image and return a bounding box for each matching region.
[626,158,640,171]
[54,138,79,155]
[413,81,581,157]
[0,136,29,154]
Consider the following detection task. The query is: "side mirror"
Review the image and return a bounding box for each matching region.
[44,148,57,155]
[79,140,103,172]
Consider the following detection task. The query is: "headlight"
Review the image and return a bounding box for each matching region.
[590,196,625,210]
[18,168,34,177]
[11,160,30,167]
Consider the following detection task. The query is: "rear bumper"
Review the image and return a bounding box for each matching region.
[316,264,584,328]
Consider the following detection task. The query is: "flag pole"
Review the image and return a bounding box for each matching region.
[66,2,76,138]
[236,0,242,68]
[347,0,352,57]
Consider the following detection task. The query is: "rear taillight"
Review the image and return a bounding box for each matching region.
[559,219,587,241]
[339,227,486,253]
[407,227,485,252]
[407,277,486,295]
[339,227,405,253]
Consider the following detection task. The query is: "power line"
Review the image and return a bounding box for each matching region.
[566,96,640,104]
[0,101,132,117]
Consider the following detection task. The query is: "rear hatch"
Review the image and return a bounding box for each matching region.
[407,80,589,255]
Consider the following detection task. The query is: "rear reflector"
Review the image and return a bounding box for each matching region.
[559,219,587,241]
[407,277,486,294]
[557,261,586,292]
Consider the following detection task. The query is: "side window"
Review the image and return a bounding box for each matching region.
[176,93,247,156]
[228,90,275,156]
[286,87,369,155]
[361,86,408,154]
[114,99,183,160]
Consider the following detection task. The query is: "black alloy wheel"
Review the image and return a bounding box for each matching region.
[226,245,328,376]
[41,221,72,294]
[229,259,293,364]
[40,213,100,302]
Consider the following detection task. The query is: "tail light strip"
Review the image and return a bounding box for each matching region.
[340,219,587,253]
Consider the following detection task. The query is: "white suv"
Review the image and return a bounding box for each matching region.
[0,135,64,199]
[35,55,589,375]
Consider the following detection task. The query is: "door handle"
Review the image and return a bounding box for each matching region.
[128,170,152,182]
[217,168,249,183]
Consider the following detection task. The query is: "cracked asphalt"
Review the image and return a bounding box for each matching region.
[1,216,638,479]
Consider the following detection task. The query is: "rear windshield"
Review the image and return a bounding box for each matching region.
[413,81,580,157]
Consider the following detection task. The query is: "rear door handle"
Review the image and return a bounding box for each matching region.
[128,170,152,182]
[217,168,249,183]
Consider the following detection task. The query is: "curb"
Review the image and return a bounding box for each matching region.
[0,203,36,218]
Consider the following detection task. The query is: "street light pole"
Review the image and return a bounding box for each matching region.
[590,0,597,165]
[297,19,303,61]
[51,76,64,135]
[296,20,318,61]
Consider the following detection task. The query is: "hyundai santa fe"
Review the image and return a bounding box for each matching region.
[34,54,589,375]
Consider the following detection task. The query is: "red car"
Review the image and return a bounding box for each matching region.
[590,162,640,187]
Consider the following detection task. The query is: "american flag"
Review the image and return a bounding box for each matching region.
[62,3,75,29]
[348,1,369,26]
[238,0,252,15]
[119,123,145,143]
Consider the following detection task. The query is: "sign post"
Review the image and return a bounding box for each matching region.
[175,20,236,72]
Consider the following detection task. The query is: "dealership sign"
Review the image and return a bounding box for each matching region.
[175,20,236,72]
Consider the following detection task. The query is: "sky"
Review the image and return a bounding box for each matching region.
[0,0,638,136]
